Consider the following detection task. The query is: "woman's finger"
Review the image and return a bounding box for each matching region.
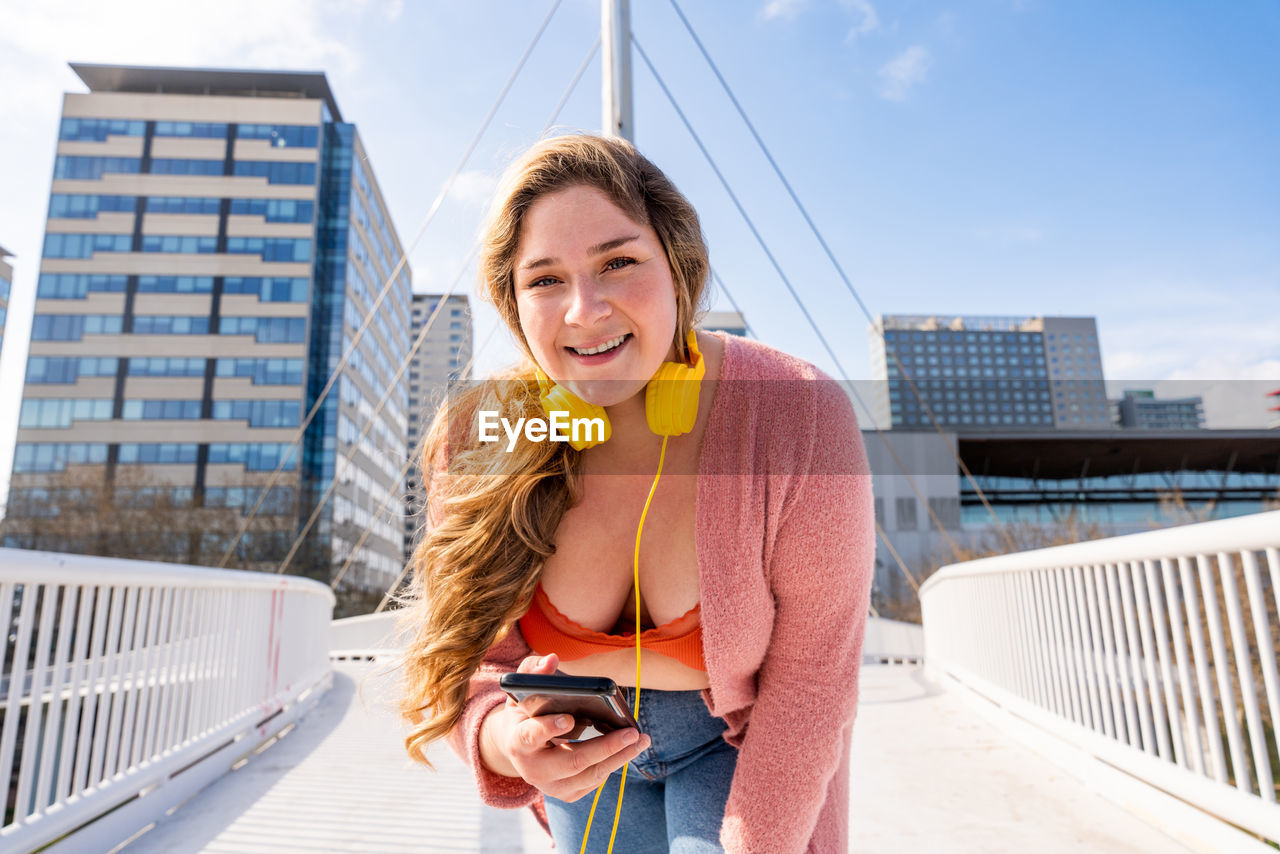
[511,711,577,754]
[515,653,559,674]
[556,732,652,801]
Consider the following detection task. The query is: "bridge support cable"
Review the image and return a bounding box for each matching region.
[369,324,502,613]
[543,36,602,140]
[217,0,566,568]
[326,41,601,588]
[332,310,501,595]
[716,272,926,601]
[666,0,1016,553]
[876,521,921,593]
[275,251,477,576]
[710,269,754,339]
[633,36,964,564]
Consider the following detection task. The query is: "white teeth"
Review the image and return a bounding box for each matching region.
[571,334,627,356]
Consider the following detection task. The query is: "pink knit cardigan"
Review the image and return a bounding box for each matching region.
[445,331,876,853]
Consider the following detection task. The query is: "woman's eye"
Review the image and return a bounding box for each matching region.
[526,276,557,289]
[604,256,635,272]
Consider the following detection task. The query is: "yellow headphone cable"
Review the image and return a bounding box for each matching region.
[578,433,670,854]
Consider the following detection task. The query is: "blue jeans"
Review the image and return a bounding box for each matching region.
[545,687,738,853]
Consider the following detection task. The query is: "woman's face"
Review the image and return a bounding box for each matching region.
[513,184,679,407]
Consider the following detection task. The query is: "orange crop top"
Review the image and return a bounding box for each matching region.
[519,583,707,672]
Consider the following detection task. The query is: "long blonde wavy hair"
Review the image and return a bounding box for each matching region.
[396,134,710,765]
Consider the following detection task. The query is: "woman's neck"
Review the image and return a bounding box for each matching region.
[584,390,669,473]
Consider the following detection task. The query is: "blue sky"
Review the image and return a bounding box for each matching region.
[1,0,1278,500]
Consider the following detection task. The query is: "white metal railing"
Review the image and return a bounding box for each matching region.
[0,548,334,854]
[861,617,925,664]
[920,510,1280,848]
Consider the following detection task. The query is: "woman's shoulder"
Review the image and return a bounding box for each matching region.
[706,332,859,464]
[715,330,829,384]
[713,331,853,418]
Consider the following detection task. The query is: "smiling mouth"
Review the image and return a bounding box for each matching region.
[567,334,630,356]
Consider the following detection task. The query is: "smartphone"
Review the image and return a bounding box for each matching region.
[499,673,639,743]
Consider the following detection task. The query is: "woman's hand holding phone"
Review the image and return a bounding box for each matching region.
[478,652,651,802]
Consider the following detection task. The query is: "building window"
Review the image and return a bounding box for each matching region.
[19,398,114,428]
[43,233,132,258]
[132,316,210,334]
[225,237,312,262]
[146,196,222,215]
[48,194,138,219]
[154,121,228,138]
[37,273,128,298]
[228,198,315,223]
[118,443,200,463]
[30,315,122,341]
[220,317,307,343]
[26,356,119,384]
[895,497,917,531]
[12,442,109,472]
[928,496,960,529]
[128,357,207,377]
[231,161,317,185]
[215,358,303,385]
[237,124,319,148]
[59,118,145,140]
[208,443,298,471]
[141,235,218,254]
[150,158,224,176]
[121,399,203,420]
[212,400,301,428]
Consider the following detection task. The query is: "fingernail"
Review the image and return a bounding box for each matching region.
[540,655,553,667]
[557,715,572,729]
[621,729,638,745]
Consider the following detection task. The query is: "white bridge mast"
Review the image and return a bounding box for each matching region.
[602,0,633,141]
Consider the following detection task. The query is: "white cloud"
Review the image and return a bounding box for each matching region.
[841,0,880,42]
[759,0,808,22]
[1103,318,1279,428]
[877,45,931,101]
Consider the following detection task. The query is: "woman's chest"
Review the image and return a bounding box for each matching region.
[539,471,701,632]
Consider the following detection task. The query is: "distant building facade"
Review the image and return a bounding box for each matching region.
[698,310,748,337]
[870,314,1111,431]
[866,427,1280,614]
[1115,389,1205,430]
[6,64,412,592]
[403,292,472,562]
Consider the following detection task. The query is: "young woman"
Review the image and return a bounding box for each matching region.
[398,134,874,853]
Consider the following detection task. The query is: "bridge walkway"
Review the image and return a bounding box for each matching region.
[120,662,1198,853]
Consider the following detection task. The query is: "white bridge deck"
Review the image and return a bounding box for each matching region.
[121,661,1198,854]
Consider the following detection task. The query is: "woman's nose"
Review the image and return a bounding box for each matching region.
[563,275,610,326]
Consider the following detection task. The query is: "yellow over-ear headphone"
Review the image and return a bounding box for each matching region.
[534,329,705,450]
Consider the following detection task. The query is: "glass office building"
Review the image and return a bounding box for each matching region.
[870,314,1111,431]
[7,64,412,591]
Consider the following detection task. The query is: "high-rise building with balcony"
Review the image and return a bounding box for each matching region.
[870,314,1111,431]
[1114,389,1205,430]
[403,292,472,561]
[6,64,412,592]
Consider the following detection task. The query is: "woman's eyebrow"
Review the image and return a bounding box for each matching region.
[519,234,640,271]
